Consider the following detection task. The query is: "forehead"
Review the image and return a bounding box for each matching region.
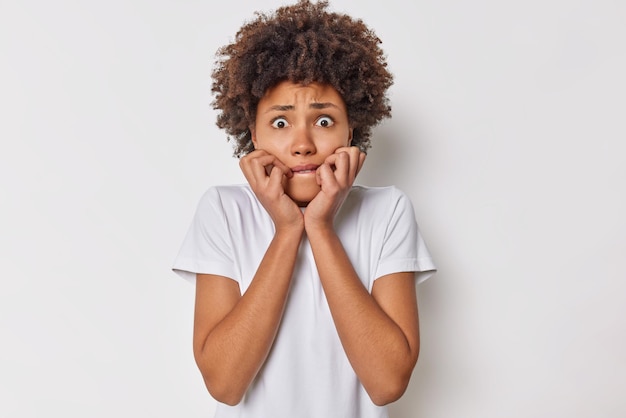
[259,80,346,108]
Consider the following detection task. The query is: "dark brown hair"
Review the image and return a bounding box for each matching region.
[212,0,393,157]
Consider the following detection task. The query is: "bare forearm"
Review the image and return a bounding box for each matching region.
[195,227,303,404]
[307,226,418,405]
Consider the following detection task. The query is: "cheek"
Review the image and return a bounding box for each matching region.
[253,132,282,153]
[336,126,352,146]
[255,129,289,152]
[258,140,288,155]
[329,129,352,148]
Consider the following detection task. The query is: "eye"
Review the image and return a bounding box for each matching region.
[271,117,289,129]
[316,116,334,128]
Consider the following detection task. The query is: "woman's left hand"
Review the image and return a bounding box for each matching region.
[304,146,365,230]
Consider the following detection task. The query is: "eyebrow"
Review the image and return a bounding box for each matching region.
[264,102,339,113]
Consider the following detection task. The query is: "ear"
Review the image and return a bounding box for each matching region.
[250,128,258,149]
[347,128,354,146]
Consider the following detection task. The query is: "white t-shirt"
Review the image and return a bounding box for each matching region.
[173,184,436,418]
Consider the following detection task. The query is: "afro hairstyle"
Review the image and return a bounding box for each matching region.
[211,0,394,157]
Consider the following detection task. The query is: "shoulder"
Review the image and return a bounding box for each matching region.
[350,185,410,200]
[199,184,253,202]
[197,184,257,211]
[346,185,414,215]
[196,184,270,227]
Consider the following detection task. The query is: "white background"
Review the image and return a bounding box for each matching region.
[1,0,625,417]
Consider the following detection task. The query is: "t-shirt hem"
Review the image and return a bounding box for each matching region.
[375,257,437,284]
[172,257,238,284]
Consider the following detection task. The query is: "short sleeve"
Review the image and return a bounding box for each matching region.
[374,188,436,284]
[172,187,239,283]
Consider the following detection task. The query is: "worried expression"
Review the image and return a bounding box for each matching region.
[251,81,353,206]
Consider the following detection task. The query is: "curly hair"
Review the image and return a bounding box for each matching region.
[211,0,393,157]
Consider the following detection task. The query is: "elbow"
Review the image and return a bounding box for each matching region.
[194,349,248,405]
[368,376,411,406]
[368,349,419,406]
[366,358,417,406]
[208,389,244,407]
[196,360,247,406]
[203,376,246,406]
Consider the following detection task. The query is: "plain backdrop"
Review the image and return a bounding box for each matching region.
[1,0,625,417]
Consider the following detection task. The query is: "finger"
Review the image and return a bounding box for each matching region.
[333,146,352,155]
[267,165,287,191]
[249,149,292,178]
[325,151,350,187]
[345,147,361,180]
[240,155,269,186]
[342,147,365,179]
[316,162,339,189]
[264,155,292,178]
[355,151,366,177]
[332,146,362,180]
[239,154,264,186]
[243,153,292,181]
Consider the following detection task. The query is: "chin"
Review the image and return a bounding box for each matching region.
[285,178,320,207]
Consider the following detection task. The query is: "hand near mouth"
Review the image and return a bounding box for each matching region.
[305,146,366,229]
[239,149,303,232]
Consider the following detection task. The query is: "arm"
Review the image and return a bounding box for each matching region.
[193,226,302,405]
[193,150,304,405]
[305,147,420,405]
[306,229,420,405]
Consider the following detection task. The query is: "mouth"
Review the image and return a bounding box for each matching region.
[291,164,319,175]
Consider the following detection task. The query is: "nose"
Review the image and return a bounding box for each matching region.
[291,126,316,156]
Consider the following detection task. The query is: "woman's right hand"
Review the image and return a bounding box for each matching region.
[239,150,304,232]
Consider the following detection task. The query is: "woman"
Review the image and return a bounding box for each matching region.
[173,1,436,417]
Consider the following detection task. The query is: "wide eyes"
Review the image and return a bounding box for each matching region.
[271,117,289,129]
[270,116,335,129]
[315,116,334,128]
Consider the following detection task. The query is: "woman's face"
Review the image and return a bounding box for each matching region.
[251,80,353,206]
